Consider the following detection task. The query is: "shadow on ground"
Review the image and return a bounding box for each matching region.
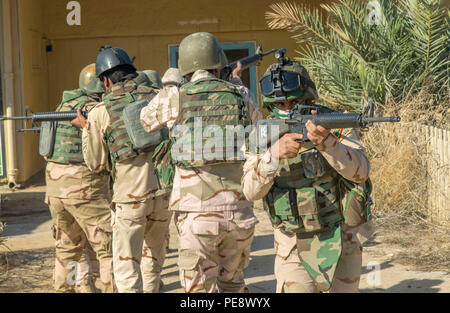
[361,278,444,293]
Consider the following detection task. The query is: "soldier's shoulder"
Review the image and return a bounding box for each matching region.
[61,88,85,103]
[135,84,158,95]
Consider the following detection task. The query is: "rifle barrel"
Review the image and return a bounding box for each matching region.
[0,110,86,122]
[364,116,401,123]
[32,111,80,121]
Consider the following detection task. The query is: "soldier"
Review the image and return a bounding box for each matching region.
[140,32,262,293]
[241,58,374,293]
[71,46,172,293]
[143,70,163,89]
[45,63,114,293]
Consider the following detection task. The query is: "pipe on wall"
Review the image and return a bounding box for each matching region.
[2,0,19,189]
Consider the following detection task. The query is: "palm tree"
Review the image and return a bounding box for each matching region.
[266,0,449,113]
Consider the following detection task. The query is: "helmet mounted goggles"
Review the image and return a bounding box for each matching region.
[259,69,307,98]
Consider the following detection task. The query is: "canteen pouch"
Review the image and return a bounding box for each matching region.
[338,178,373,227]
[39,121,56,157]
[123,99,166,150]
[264,187,300,232]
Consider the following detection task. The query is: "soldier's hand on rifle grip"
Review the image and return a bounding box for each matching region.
[270,133,303,159]
[70,108,87,129]
[231,61,243,80]
[306,110,331,145]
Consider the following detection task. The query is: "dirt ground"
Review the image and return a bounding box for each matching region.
[1,173,449,293]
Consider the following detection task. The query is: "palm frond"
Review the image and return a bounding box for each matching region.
[265,0,450,111]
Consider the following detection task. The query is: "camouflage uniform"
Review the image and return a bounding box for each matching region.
[242,60,374,293]
[82,75,172,293]
[45,87,114,293]
[141,70,262,293]
[243,123,373,292]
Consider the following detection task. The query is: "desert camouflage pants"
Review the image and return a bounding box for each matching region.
[47,196,114,293]
[174,208,258,293]
[274,223,370,293]
[112,195,172,293]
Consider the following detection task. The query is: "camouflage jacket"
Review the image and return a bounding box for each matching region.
[82,79,159,203]
[140,70,262,212]
[46,92,110,200]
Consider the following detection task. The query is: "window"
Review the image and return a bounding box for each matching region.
[169,42,257,100]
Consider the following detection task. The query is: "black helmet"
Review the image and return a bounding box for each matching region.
[95,45,136,78]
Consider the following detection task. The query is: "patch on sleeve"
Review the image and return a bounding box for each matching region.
[333,128,352,142]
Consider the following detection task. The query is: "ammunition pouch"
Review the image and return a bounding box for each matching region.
[39,121,56,157]
[338,177,373,227]
[123,99,169,150]
[264,186,339,234]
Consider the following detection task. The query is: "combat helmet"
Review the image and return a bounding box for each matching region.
[259,51,318,109]
[79,63,104,95]
[95,45,136,78]
[161,68,182,86]
[143,70,163,89]
[178,32,228,76]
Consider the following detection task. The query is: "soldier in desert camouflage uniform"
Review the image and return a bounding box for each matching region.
[71,46,171,293]
[45,63,114,293]
[140,32,262,293]
[241,58,374,293]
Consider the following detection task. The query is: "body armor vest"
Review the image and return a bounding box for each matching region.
[47,89,97,164]
[104,79,156,163]
[263,113,343,234]
[173,77,250,168]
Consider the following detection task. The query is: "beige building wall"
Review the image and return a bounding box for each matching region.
[18,0,48,181]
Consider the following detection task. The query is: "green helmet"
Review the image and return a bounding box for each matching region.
[178,32,228,76]
[143,70,163,89]
[162,67,183,86]
[260,61,318,109]
[79,63,104,95]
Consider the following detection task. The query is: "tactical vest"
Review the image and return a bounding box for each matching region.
[104,79,156,163]
[263,109,345,233]
[264,148,343,234]
[173,77,251,168]
[47,89,96,164]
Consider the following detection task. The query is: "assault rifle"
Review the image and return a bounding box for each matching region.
[220,45,278,80]
[0,108,88,133]
[256,100,401,148]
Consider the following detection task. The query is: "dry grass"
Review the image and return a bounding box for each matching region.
[362,90,450,272]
